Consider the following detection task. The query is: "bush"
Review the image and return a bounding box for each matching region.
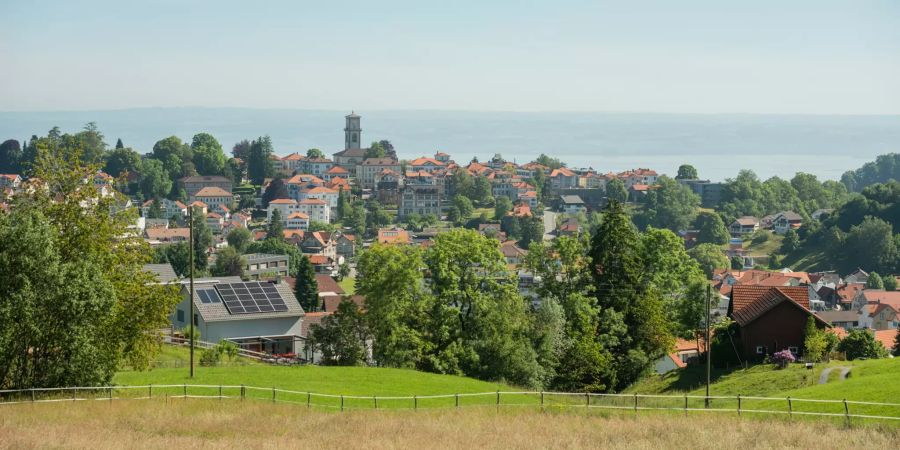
[770,349,795,369]
[199,348,221,366]
[837,329,888,360]
[750,230,769,245]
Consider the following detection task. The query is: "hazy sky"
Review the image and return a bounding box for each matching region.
[2,0,898,114]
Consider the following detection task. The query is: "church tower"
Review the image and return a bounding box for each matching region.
[344,111,361,150]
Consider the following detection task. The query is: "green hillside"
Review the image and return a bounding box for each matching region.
[114,346,511,408]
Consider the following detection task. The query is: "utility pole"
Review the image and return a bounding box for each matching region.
[189,205,195,378]
[705,282,711,408]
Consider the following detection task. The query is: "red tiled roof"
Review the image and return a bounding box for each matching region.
[874,329,898,351]
[729,285,821,326]
[323,294,366,313]
[861,290,900,310]
[315,274,345,295]
[194,186,232,197]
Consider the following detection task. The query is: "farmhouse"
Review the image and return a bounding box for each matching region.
[172,277,305,354]
[728,285,829,361]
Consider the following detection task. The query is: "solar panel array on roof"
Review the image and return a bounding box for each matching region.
[214,281,288,314]
[197,289,220,304]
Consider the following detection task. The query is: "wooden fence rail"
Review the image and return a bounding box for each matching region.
[1,385,898,424]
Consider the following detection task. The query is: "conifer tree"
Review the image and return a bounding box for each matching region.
[294,255,319,312]
[267,209,284,241]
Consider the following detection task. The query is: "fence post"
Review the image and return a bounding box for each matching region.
[72,387,76,402]
[540,391,544,413]
[341,395,345,412]
[31,388,35,403]
[373,395,378,410]
[737,394,742,417]
[240,384,245,401]
[414,395,417,411]
[307,392,311,409]
[787,397,792,419]
[108,387,113,403]
[219,385,223,401]
[843,399,850,427]
[684,394,688,416]
[455,393,459,409]
[496,390,500,412]
[183,384,187,398]
[585,392,589,409]
[149,384,152,399]
[272,388,276,404]
[633,393,638,412]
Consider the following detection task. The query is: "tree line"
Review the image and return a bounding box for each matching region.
[308,202,714,392]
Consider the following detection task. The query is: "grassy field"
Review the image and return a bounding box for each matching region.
[1,400,896,449]
[743,232,783,256]
[337,276,356,294]
[626,358,900,419]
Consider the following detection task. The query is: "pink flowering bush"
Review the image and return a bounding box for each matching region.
[771,349,795,369]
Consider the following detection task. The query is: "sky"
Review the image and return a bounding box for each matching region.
[1,0,899,114]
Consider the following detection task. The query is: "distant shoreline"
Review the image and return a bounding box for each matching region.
[2,108,898,181]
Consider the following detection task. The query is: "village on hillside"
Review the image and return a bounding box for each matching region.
[0,113,897,375]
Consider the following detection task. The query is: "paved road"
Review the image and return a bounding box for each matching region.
[818,366,851,384]
[542,209,557,240]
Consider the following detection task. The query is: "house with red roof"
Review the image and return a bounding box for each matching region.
[409,156,447,173]
[322,165,349,182]
[729,285,829,360]
[549,167,578,189]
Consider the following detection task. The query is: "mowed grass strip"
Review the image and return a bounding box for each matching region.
[1,400,897,449]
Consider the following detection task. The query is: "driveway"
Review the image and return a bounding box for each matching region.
[818,366,851,384]
[542,209,557,241]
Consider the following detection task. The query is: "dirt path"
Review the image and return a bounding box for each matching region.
[818,366,851,384]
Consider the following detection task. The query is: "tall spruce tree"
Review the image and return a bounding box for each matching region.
[267,209,284,241]
[294,255,319,312]
[589,200,672,391]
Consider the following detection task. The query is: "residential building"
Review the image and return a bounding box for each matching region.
[144,227,190,245]
[285,174,325,200]
[302,158,334,177]
[409,157,447,173]
[559,195,586,214]
[549,168,579,190]
[655,338,705,374]
[301,186,339,211]
[181,175,232,197]
[277,152,306,176]
[375,169,402,205]
[0,174,22,190]
[844,269,869,285]
[499,240,527,267]
[728,285,829,360]
[332,148,367,175]
[399,174,441,219]
[300,231,336,261]
[323,165,349,182]
[357,157,401,190]
[206,212,225,233]
[335,233,356,258]
[141,198,188,220]
[434,152,451,163]
[729,216,760,236]
[191,186,234,211]
[171,277,304,354]
[772,211,803,234]
[285,212,310,230]
[619,168,658,187]
[298,198,330,223]
[377,228,410,245]
[815,310,860,330]
[243,253,290,280]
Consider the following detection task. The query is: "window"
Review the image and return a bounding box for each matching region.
[788,347,799,355]
[756,346,766,355]
[177,309,184,323]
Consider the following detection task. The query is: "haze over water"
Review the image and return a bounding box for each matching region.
[2,108,898,182]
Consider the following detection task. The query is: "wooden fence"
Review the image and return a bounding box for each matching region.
[1,385,898,425]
